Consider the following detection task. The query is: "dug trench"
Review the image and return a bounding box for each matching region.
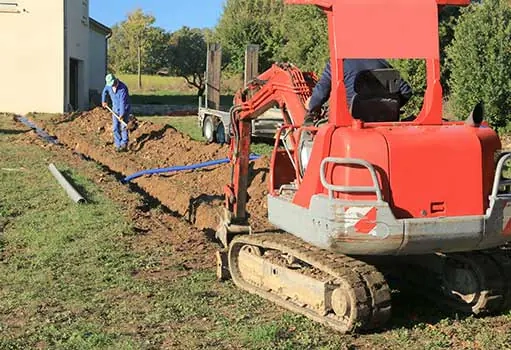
[9,116,217,275]
[39,108,274,241]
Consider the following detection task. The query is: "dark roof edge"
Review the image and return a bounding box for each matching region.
[89,17,112,37]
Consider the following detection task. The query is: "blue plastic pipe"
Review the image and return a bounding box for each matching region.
[122,154,261,183]
[15,116,59,145]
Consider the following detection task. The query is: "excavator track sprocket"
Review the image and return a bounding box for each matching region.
[388,249,511,315]
[228,233,392,333]
[440,252,505,313]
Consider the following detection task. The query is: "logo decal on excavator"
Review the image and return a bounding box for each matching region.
[354,207,377,234]
[343,207,389,239]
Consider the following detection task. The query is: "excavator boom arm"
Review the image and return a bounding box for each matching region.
[226,63,316,222]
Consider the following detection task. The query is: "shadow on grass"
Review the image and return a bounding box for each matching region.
[386,289,464,330]
[0,129,30,135]
[60,169,96,204]
[359,264,508,333]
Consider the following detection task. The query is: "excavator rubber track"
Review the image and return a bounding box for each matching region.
[383,249,511,315]
[485,248,511,311]
[228,233,392,333]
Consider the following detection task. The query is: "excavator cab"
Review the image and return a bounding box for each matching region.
[350,68,402,123]
[298,68,403,176]
[309,67,404,127]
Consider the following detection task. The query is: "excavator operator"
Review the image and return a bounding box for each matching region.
[305,59,413,124]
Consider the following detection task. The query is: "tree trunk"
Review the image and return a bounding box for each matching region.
[197,85,205,97]
[137,45,142,89]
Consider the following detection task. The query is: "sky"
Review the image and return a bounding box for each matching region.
[90,0,225,32]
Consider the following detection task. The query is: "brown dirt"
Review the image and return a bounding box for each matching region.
[41,108,273,234]
[500,134,511,149]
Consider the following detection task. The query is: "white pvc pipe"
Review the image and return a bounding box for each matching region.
[48,163,86,204]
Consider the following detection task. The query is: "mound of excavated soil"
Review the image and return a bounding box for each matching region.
[42,108,273,233]
[48,108,227,167]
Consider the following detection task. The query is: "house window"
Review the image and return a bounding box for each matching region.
[0,2,20,13]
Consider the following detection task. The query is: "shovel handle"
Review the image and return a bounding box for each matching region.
[104,105,128,128]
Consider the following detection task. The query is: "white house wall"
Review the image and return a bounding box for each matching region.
[88,29,107,95]
[0,0,65,114]
[65,0,90,110]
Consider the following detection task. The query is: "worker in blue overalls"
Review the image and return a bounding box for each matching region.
[102,74,132,152]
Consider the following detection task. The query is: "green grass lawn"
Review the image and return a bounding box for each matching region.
[117,74,236,106]
[130,94,235,107]
[117,74,195,94]
[0,134,138,347]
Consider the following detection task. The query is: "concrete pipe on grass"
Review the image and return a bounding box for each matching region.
[48,163,86,204]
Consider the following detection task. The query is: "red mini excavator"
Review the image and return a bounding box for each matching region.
[215,0,511,332]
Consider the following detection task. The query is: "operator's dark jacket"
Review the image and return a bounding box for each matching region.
[308,59,413,113]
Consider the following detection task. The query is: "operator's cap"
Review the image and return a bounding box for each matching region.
[105,73,116,87]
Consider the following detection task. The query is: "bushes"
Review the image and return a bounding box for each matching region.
[389,59,426,117]
[389,6,462,117]
[390,1,511,128]
[446,0,511,129]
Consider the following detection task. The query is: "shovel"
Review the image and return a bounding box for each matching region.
[104,105,128,128]
[104,105,138,131]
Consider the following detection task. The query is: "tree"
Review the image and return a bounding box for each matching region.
[144,27,171,75]
[108,9,169,87]
[168,27,208,96]
[214,0,284,72]
[446,0,511,129]
[388,59,426,116]
[274,4,328,74]
[389,6,464,116]
[438,5,463,93]
[109,23,131,72]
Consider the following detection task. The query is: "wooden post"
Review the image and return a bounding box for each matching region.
[244,44,259,86]
[206,43,222,110]
[137,44,142,89]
